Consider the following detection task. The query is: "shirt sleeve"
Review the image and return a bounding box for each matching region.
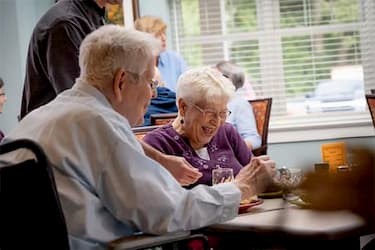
[98,138,241,234]
[233,100,262,149]
[46,21,83,93]
[224,123,253,165]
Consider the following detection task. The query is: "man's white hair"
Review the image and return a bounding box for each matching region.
[78,24,161,85]
[176,67,235,105]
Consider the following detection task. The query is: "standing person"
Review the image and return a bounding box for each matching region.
[216,61,261,151]
[134,15,187,91]
[0,77,7,142]
[19,0,200,185]
[1,25,276,250]
[20,0,122,120]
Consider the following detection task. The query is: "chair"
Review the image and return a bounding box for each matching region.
[0,139,70,250]
[150,112,178,126]
[133,125,161,140]
[366,94,375,127]
[248,98,272,156]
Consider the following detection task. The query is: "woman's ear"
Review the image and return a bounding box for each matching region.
[113,68,126,103]
[178,98,187,116]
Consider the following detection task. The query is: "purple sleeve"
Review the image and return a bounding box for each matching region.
[224,123,252,165]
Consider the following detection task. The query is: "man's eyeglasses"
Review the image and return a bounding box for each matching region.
[193,104,231,120]
[149,79,159,91]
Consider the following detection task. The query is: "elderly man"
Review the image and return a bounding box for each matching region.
[19,0,200,186]
[3,25,276,250]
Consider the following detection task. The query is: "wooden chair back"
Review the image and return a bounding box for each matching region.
[366,94,375,128]
[132,125,161,140]
[248,98,272,156]
[150,113,178,126]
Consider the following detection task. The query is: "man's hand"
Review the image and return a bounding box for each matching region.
[140,140,202,186]
[233,155,276,200]
[159,154,202,186]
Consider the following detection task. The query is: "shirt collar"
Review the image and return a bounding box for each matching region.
[73,79,112,108]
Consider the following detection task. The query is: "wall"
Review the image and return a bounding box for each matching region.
[269,136,375,172]
[0,0,53,133]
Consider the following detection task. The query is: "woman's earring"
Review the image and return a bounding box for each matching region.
[180,118,184,125]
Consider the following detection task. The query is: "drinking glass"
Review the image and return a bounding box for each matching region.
[274,167,303,201]
[212,168,234,185]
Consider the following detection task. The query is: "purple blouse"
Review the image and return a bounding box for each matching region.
[143,123,252,187]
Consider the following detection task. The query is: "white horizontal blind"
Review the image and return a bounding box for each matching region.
[168,0,375,129]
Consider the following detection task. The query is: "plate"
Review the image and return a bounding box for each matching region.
[258,190,283,199]
[287,197,311,208]
[238,199,263,213]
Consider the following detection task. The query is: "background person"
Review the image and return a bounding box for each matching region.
[143,67,267,187]
[216,61,261,151]
[1,25,276,250]
[134,15,187,91]
[0,77,7,141]
[20,0,122,119]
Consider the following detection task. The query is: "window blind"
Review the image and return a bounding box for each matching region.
[167,0,375,129]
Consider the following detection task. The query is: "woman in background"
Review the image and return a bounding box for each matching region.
[134,15,187,91]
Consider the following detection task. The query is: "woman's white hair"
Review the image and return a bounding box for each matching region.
[176,67,235,105]
[78,24,161,85]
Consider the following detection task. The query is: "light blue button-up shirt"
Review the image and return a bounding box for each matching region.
[3,80,241,250]
[158,50,187,91]
[227,92,262,149]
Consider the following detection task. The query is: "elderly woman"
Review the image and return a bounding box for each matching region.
[216,61,261,150]
[143,67,254,186]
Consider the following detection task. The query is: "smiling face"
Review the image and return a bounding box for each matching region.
[179,98,229,149]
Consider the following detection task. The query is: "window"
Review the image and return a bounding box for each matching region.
[165,0,375,141]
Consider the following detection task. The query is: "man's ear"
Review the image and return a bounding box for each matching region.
[113,68,126,103]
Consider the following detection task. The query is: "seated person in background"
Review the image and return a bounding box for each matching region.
[0,77,7,142]
[143,67,177,126]
[144,67,269,187]
[1,25,276,250]
[134,15,187,91]
[216,61,261,151]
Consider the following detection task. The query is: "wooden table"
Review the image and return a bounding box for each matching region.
[201,198,367,250]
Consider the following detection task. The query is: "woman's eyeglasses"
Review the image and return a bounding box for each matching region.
[193,104,231,120]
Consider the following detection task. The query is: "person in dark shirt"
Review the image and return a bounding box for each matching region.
[20,0,121,120]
